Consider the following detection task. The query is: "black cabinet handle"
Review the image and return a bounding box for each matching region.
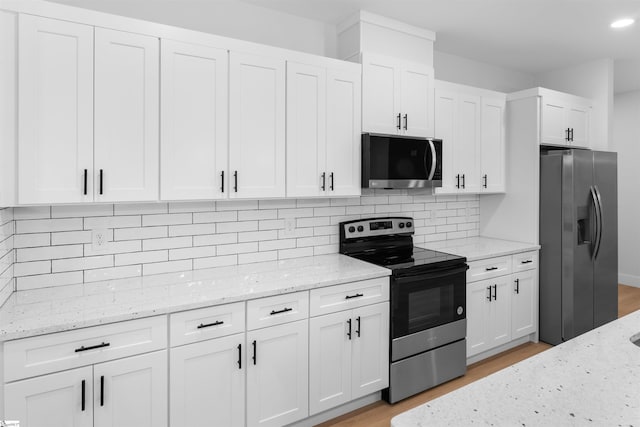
[237,344,242,369]
[456,174,460,189]
[483,174,488,189]
[521,260,533,264]
[83,169,88,195]
[252,340,257,365]
[345,293,363,300]
[356,316,361,337]
[397,113,401,130]
[99,169,103,195]
[566,128,570,141]
[462,174,466,189]
[493,284,497,300]
[270,307,293,315]
[486,286,492,301]
[81,379,86,411]
[570,128,574,141]
[100,375,104,407]
[347,318,352,340]
[403,114,408,130]
[221,171,225,193]
[233,171,238,192]
[485,266,498,271]
[197,320,224,329]
[321,172,326,191]
[75,342,110,353]
[329,172,334,191]
[515,278,520,294]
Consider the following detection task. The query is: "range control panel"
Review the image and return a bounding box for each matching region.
[341,217,414,239]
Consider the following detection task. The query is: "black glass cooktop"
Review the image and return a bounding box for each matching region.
[352,247,466,272]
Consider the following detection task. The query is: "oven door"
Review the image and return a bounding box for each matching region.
[391,263,467,340]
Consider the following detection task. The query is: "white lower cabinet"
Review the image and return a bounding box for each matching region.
[4,351,167,427]
[467,277,511,356]
[511,269,538,339]
[246,319,309,427]
[309,302,389,415]
[170,333,245,427]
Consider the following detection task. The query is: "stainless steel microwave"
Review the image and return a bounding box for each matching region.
[361,133,442,189]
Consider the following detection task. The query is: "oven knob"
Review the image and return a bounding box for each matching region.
[357,226,364,232]
[406,222,412,228]
[348,226,355,233]
[457,306,464,316]
[398,222,405,229]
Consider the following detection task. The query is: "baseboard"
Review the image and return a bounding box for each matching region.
[619,273,640,288]
[288,392,382,427]
[466,334,535,365]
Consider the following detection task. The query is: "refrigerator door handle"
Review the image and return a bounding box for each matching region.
[593,185,604,260]
[590,185,603,261]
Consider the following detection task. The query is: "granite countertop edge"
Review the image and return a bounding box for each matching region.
[419,236,541,261]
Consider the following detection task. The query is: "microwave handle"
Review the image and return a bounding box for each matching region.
[427,139,437,180]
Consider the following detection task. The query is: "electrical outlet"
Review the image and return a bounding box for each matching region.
[92,229,109,251]
[282,218,296,237]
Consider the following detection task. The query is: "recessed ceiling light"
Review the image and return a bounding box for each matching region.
[611,18,635,28]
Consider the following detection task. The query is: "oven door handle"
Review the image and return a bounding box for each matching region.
[393,264,469,284]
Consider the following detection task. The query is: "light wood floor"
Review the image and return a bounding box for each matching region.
[318,284,640,427]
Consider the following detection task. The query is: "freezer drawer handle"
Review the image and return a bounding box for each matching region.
[75,342,110,353]
[485,266,499,271]
[345,293,364,300]
[197,320,224,329]
[521,260,533,264]
[270,307,293,315]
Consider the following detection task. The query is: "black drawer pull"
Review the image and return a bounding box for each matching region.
[270,307,293,315]
[197,320,224,329]
[485,267,498,271]
[75,342,110,353]
[345,293,364,300]
[521,260,533,264]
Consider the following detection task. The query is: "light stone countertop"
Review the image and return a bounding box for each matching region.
[419,236,540,261]
[0,254,390,341]
[391,308,640,427]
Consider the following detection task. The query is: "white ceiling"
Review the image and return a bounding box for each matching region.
[48,0,640,92]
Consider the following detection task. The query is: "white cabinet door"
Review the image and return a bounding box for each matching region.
[457,94,481,193]
[362,53,401,135]
[488,277,512,349]
[567,103,590,148]
[4,366,93,427]
[94,351,167,427]
[326,67,361,197]
[246,320,308,427]
[400,63,434,138]
[541,98,568,145]
[480,96,506,193]
[466,280,492,357]
[351,302,389,399]
[434,87,458,194]
[170,334,244,427]
[309,310,352,415]
[18,15,94,204]
[94,28,159,202]
[511,269,537,339]
[160,40,228,200]
[286,62,326,198]
[229,52,285,199]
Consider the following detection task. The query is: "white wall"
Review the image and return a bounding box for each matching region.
[535,58,614,151]
[48,0,337,57]
[612,90,640,287]
[434,50,535,93]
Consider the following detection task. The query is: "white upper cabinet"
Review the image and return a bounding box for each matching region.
[229,52,286,199]
[457,94,481,193]
[160,40,228,201]
[362,53,434,138]
[539,90,592,148]
[480,97,506,193]
[286,62,361,198]
[94,28,160,202]
[18,15,94,204]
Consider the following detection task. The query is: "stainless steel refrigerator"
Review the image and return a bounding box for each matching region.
[539,149,618,345]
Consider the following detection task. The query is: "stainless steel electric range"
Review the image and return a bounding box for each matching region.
[339,217,468,403]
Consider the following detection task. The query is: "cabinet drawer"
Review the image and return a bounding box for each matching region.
[512,251,538,273]
[247,291,309,331]
[4,316,167,382]
[467,256,511,282]
[170,302,245,347]
[309,277,389,317]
